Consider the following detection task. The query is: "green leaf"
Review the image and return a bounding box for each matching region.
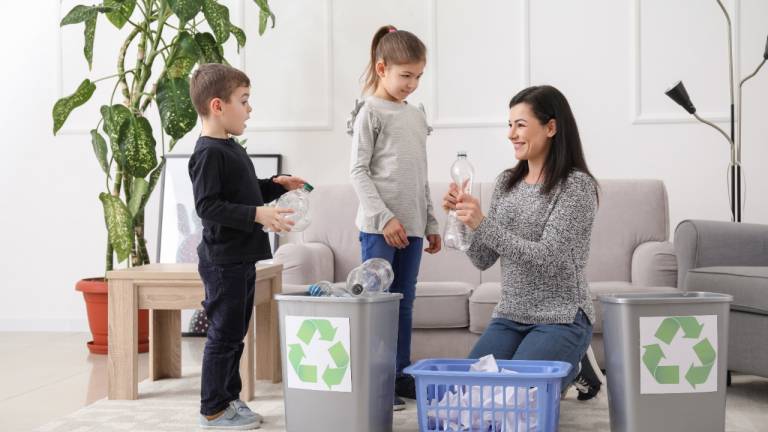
[253,0,275,35]
[166,31,200,79]
[52,79,96,134]
[141,158,166,209]
[230,23,246,50]
[167,0,202,24]
[156,77,198,139]
[100,104,132,165]
[195,32,223,63]
[105,0,136,29]
[123,115,158,178]
[90,129,110,175]
[83,15,96,69]
[127,178,149,218]
[202,0,230,44]
[99,192,134,263]
[60,5,98,26]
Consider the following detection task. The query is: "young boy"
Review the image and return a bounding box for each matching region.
[188,63,306,429]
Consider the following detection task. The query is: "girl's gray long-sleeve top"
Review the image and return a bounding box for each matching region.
[348,96,439,238]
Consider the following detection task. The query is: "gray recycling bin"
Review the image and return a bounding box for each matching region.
[599,292,733,432]
[275,292,402,432]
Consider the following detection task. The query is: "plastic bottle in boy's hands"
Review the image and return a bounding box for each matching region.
[444,151,474,251]
[263,183,314,236]
[345,258,394,296]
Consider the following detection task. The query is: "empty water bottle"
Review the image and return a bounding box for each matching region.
[444,151,474,251]
[307,281,350,297]
[263,183,314,235]
[345,258,394,296]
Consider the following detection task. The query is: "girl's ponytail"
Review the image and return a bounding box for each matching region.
[362,25,426,95]
[363,25,397,95]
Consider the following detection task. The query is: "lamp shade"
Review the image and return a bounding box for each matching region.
[764,35,768,60]
[665,81,696,114]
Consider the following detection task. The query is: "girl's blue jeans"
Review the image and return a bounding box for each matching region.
[359,232,423,375]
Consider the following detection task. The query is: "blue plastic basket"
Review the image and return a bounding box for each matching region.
[404,359,571,432]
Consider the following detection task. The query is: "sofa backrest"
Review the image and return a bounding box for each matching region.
[301,179,669,283]
[586,179,669,282]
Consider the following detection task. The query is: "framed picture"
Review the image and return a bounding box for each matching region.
[156,153,282,264]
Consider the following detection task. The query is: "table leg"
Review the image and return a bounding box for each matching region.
[256,273,282,383]
[108,279,138,400]
[150,310,181,380]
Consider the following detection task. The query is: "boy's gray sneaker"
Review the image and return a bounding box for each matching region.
[230,399,264,423]
[199,404,260,430]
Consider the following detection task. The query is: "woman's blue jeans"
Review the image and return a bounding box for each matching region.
[469,309,593,387]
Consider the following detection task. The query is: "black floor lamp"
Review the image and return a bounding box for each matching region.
[664,0,768,223]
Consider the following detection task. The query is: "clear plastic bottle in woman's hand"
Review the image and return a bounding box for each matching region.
[444,151,474,251]
[263,183,314,236]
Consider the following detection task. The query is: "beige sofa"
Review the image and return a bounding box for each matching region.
[273,179,679,367]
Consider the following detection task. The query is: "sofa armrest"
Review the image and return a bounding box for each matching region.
[273,242,335,285]
[631,241,677,287]
[674,219,768,288]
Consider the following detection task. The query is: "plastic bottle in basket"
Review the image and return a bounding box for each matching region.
[263,183,314,236]
[345,258,394,296]
[306,281,351,297]
[444,151,474,251]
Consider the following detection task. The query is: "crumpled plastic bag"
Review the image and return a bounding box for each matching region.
[425,355,538,431]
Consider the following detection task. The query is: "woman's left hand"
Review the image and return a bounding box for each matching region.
[455,192,485,230]
[273,175,307,191]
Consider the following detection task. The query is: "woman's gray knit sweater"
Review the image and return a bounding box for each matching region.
[467,169,598,325]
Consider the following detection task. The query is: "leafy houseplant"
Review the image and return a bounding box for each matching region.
[53,0,275,353]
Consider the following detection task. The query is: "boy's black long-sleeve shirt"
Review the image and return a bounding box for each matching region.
[188,136,286,264]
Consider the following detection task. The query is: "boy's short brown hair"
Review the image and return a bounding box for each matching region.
[189,63,250,116]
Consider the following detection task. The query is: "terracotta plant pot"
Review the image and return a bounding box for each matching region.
[76,278,149,354]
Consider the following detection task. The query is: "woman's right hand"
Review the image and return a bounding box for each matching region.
[442,182,460,212]
[255,206,295,232]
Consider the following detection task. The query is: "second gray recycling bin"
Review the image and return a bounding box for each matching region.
[599,292,733,432]
[276,292,402,432]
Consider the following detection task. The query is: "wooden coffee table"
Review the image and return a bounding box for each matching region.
[106,263,283,400]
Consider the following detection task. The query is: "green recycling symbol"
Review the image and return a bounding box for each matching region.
[642,316,716,388]
[287,319,350,389]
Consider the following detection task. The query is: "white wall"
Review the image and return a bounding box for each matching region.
[1,0,767,331]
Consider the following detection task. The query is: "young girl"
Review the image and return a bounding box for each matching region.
[347,25,441,410]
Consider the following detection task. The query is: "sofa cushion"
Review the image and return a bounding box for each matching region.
[469,283,501,334]
[469,281,681,335]
[685,266,768,314]
[414,282,473,328]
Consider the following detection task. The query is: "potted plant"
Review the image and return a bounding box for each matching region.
[53,0,276,354]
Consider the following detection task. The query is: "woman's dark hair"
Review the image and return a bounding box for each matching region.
[504,85,597,196]
[362,25,427,94]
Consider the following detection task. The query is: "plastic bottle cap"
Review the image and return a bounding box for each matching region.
[303,183,314,192]
[457,151,467,157]
[351,284,364,295]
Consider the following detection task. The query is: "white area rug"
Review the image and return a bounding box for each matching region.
[36,369,765,431]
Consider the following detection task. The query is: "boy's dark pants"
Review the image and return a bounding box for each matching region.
[198,257,256,416]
